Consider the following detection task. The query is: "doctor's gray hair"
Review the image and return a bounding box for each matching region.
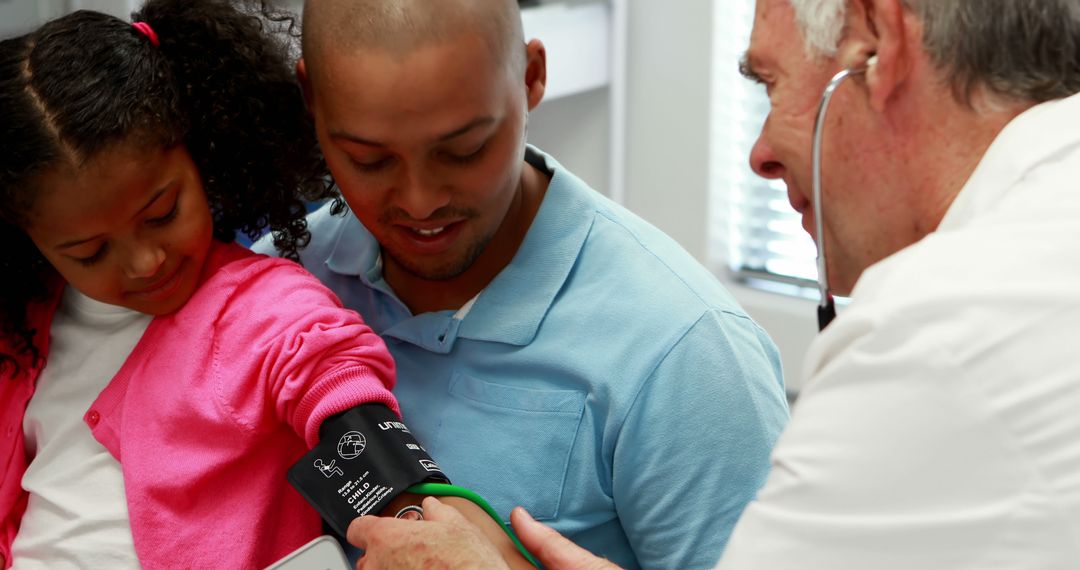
[788,0,845,57]
[787,0,1080,104]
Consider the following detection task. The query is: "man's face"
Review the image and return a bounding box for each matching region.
[305,35,530,281]
[746,0,915,294]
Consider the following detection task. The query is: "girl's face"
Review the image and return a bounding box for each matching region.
[25,144,214,315]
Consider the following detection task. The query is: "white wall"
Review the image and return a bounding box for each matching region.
[0,0,134,37]
[615,0,818,390]
[525,1,613,196]
[529,88,612,195]
[67,0,138,18]
[0,0,62,36]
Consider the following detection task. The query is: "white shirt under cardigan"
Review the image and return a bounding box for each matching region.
[12,286,146,569]
[718,93,1080,569]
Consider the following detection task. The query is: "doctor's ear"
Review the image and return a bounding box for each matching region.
[840,0,913,112]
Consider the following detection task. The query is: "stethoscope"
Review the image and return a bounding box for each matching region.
[810,55,877,331]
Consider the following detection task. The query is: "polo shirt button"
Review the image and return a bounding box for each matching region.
[87,411,101,427]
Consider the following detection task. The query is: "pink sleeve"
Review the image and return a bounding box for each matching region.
[2,524,13,569]
[211,260,398,447]
[1,493,24,570]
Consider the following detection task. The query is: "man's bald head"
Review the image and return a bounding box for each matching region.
[302,0,526,76]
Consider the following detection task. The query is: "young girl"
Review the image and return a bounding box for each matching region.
[0,1,401,567]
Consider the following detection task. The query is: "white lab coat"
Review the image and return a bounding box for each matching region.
[718,93,1080,569]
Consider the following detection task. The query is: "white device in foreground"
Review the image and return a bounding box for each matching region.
[264,535,351,570]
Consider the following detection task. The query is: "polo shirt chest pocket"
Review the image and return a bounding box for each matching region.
[434,372,587,521]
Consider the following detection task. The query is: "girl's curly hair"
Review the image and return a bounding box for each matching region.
[0,0,334,374]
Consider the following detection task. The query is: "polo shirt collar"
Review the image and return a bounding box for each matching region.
[456,147,594,345]
[325,210,386,288]
[321,146,594,348]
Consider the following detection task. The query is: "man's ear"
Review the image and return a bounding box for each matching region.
[523,39,547,112]
[838,0,911,112]
[297,58,315,110]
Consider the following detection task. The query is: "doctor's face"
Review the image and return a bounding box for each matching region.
[745,0,909,295]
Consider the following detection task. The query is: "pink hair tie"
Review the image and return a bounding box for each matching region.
[132,21,160,47]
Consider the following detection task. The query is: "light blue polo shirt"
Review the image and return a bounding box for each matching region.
[255,147,788,569]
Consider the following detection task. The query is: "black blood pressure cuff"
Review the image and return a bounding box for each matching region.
[287,404,449,536]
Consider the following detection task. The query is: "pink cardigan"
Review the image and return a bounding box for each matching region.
[0,242,398,569]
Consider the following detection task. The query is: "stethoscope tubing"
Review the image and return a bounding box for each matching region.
[811,62,871,331]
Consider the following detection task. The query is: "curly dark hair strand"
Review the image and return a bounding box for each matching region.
[0,0,333,374]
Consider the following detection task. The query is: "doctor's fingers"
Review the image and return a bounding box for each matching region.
[418,496,468,522]
[350,510,508,570]
[510,507,623,570]
[350,515,428,570]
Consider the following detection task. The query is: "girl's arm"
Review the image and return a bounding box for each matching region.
[218,260,528,566]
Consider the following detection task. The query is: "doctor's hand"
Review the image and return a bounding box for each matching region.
[348,496,510,570]
[510,507,623,570]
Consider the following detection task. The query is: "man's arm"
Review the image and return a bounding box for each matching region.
[510,507,621,570]
[613,310,788,568]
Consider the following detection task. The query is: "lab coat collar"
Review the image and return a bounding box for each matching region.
[940,92,1080,231]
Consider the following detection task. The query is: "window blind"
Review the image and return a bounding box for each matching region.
[709,0,820,294]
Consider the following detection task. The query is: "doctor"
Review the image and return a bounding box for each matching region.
[346,0,1080,568]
